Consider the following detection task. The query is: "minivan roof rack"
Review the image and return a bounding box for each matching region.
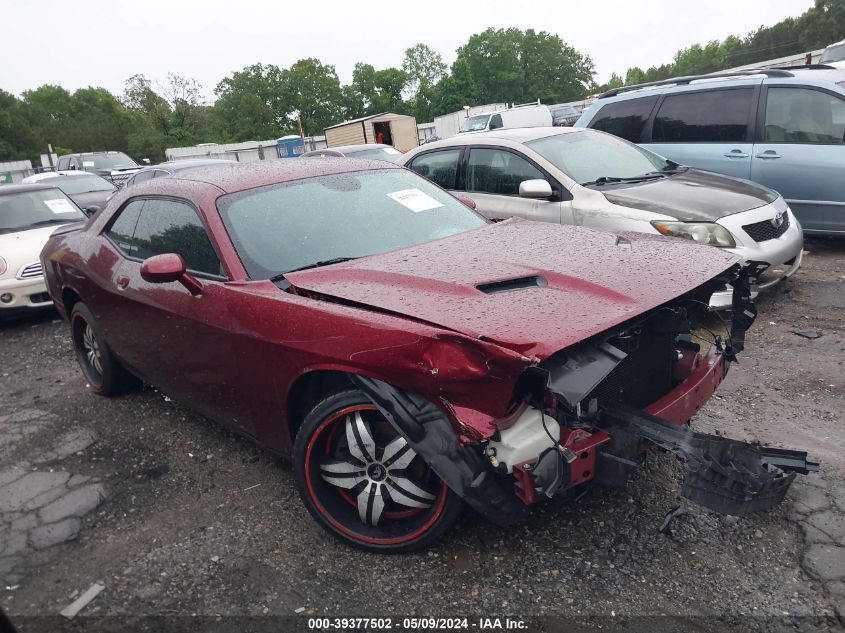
[598,68,794,99]
[769,63,836,71]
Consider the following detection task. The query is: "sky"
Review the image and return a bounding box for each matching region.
[0,0,816,102]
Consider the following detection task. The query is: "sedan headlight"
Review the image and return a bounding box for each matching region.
[0,256,7,276]
[650,221,736,248]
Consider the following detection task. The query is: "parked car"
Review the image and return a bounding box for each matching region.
[121,158,236,189]
[401,127,804,309]
[56,151,144,187]
[22,171,116,214]
[458,103,552,134]
[1,184,86,317]
[575,67,845,234]
[41,159,815,551]
[820,39,845,69]
[550,103,582,127]
[301,144,404,163]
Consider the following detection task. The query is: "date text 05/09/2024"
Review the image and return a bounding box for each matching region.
[306,617,528,630]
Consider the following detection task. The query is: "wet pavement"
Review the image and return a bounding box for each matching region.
[0,237,843,628]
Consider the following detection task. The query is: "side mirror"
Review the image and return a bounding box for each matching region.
[457,196,477,210]
[140,253,203,296]
[519,179,553,199]
[82,205,100,217]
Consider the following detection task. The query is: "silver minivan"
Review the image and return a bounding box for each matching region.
[575,67,845,235]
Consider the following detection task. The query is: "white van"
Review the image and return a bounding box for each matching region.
[820,39,845,69]
[458,103,552,134]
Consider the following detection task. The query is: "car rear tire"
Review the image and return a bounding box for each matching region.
[70,302,137,397]
[293,389,463,553]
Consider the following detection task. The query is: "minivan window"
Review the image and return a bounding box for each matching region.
[489,114,504,130]
[467,148,544,195]
[407,149,462,189]
[588,96,659,142]
[528,131,669,186]
[764,87,845,144]
[652,88,753,143]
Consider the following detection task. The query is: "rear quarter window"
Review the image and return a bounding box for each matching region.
[587,96,659,142]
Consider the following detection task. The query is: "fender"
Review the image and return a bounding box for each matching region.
[350,375,527,527]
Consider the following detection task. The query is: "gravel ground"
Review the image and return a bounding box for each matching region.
[0,238,843,631]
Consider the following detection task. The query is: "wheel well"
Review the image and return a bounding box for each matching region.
[287,370,354,441]
[62,288,81,316]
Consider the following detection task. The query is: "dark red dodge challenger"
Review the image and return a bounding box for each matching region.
[41,159,816,552]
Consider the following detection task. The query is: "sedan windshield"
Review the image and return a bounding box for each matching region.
[0,190,86,234]
[42,175,114,195]
[459,114,491,133]
[528,131,672,186]
[83,153,138,170]
[218,169,486,279]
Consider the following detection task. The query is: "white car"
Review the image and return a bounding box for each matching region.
[401,127,804,309]
[0,184,87,317]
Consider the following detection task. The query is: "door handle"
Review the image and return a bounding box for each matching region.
[755,151,782,160]
[723,150,749,158]
[117,275,129,289]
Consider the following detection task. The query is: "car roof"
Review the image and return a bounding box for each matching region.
[22,171,103,183]
[140,159,235,173]
[0,183,60,196]
[413,126,577,149]
[60,150,128,156]
[168,157,401,193]
[596,67,845,103]
[314,144,394,153]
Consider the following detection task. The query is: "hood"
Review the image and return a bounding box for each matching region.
[286,220,739,359]
[602,169,779,221]
[0,225,62,275]
[69,190,113,211]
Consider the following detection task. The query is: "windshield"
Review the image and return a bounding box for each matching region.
[527,130,671,185]
[218,169,486,279]
[551,106,578,117]
[43,175,114,195]
[82,153,139,170]
[821,43,845,63]
[0,190,86,234]
[459,114,491,133]
[346,147,404,163]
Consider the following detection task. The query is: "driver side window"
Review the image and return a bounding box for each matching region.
[467,148,544,196]
[764,88,845,144]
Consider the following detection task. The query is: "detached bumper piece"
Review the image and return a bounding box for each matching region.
[600,407,819,516]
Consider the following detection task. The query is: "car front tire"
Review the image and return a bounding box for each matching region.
[293,389,463,553]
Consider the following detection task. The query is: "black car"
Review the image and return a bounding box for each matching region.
[56,151,143,186]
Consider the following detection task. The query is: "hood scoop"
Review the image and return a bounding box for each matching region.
[476,275,548,294]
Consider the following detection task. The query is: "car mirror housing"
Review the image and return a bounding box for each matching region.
[519,179,553,199]
[83,205,100,217]
[140,253,203,295]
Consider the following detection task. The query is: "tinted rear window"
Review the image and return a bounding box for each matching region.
[588,96,658,142]
[652,88,753,143]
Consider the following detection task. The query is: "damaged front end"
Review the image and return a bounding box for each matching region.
[353,263,817,527]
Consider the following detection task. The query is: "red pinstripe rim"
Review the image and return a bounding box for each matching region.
[304,404,448,546]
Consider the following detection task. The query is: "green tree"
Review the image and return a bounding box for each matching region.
[213,63,288,141]
[430,58,478,116]
[403,43,447,122]
[281,58,343,135]
[0,90,36,161]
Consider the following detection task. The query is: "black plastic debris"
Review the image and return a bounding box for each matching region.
[792,329,824,339]
[600,407,819,516]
